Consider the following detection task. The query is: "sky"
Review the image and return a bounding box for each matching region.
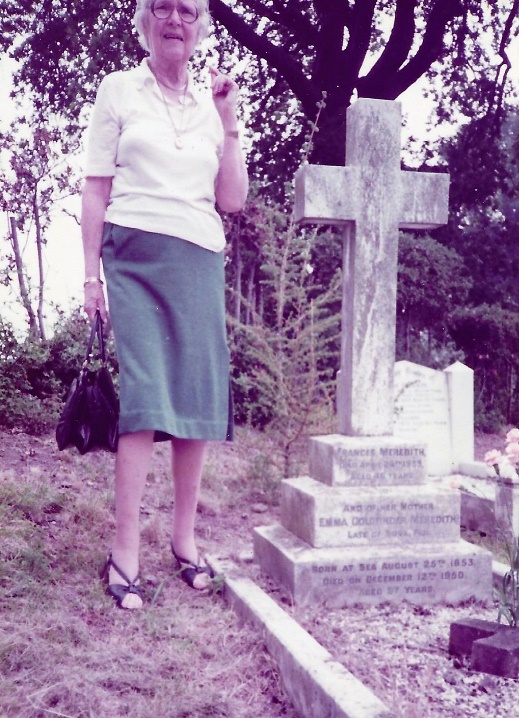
[0,31,518,337]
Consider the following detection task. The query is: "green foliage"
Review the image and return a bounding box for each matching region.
[408,107,519,431]
[0,320,61,434]
[496,536,519,627]
[449,304,519,430]
[2,1,517,188]
[226,188,340,476]
[0,117,83,339]
[0,308,118,436]
[396,233,472,367]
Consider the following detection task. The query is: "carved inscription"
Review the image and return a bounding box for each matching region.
[335,446,426,484]
[394,369,449,435]
[311,557,476,598]
[316,496,458,544]
[393,362,452,476]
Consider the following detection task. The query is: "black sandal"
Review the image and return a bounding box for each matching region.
[99,553,143,608]
[171,544,214,590]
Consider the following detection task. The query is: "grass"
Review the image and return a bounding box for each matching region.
[0,429,296,718]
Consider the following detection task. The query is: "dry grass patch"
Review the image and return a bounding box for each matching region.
[0,430,296,718]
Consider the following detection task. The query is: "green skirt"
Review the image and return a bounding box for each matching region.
[101,223,233,441]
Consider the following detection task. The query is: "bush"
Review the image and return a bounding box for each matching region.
[0,321,61,434]
[0,308,118,436]
[449,304,519,430]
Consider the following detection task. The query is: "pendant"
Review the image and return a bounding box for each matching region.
[175,137,184,149]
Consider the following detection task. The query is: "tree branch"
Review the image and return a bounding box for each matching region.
[358,0,463,98]
[363,0,417,85]
[238,0,316,43]
[209,0,320,115]
[486,0,519,119]
[312,2,349,92]
[342,0,378,75]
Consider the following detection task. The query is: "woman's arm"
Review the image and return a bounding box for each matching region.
[81,176,112,323]
[211,68,249,213]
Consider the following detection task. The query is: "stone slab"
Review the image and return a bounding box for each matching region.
[281,477,461,548]
[399,171,450,228]
[309,435,427,487]
[294,164,359,225]
[459,460,488,479]
[254,523,492,607]
[393,361,451,476]
[495,480,519,537]
[448,618,507,657]
[207,554,396,718]
[471,630,519,678]
[460,491,495,536]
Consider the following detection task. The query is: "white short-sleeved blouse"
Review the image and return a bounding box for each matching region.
[84,59,226,252]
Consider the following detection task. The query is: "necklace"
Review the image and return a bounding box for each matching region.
[156,80,190,149]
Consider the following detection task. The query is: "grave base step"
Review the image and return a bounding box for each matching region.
[254,524,492,607]
[282,476,461,548]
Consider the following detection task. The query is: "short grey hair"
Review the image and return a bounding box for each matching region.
[133,0,211,52]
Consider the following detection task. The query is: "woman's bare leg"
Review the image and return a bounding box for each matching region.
[171,437,209,589]
[109,430,154,609]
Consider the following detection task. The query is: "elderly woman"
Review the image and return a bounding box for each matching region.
[81,0,248,609]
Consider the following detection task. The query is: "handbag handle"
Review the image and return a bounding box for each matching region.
[82,310,107,368]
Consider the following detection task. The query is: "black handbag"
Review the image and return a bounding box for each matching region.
[56,310,119,454]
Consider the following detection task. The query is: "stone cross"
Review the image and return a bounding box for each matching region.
[295,98,449,437]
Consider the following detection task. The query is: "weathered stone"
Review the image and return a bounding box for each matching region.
[254,523,492,607]
[309,435,427,487]
[448,618,505,657]
[445,362,475,470]
[209,554,397,718]
[460,491,495,536]
[393,360,474,476]
[260,97,493,610]
[471,630,519,679]
[281,477,461,548]
[294,98,449,436]
[495,478,519,537]
[394,361,451,475]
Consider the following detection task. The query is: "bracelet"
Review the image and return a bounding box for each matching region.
[225,130,239,139]
[84,277,104,287]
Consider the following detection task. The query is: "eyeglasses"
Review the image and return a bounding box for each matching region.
[150,1,199,23]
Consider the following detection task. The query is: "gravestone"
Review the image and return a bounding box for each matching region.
[393,360,475,475]
[254,98,492,607]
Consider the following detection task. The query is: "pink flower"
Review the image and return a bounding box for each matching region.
[505,442,519,466]
[506,428,519,444]
[484,449,502,466]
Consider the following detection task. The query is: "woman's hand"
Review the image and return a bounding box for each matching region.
[209,67,239,127]
[84,281,108,325]
[210,67,248,213]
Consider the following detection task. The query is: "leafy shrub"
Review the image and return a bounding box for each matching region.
[449,304,519,430]
[0,308,118,436]
[0,321,61,434]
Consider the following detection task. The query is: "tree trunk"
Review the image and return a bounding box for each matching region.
[234,232,242,323]
[33,192,46,340]
[9,217,39,339]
